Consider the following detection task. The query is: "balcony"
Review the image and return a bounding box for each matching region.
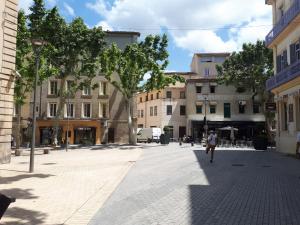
[266,59,300,90]
[265,0,300,46]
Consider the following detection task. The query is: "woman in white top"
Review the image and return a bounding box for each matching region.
[206,130,217,163]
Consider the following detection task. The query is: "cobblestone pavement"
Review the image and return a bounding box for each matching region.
[0,146,142,225]
[89,143,300,225]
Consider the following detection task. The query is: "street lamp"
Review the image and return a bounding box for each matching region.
[204,96,208,142]
[29,39,46,173]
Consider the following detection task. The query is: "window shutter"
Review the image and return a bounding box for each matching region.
[290,44,296,64]
[276,55,281,73]
[283,50,288,68]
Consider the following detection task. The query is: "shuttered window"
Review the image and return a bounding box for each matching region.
[224,103,231,118]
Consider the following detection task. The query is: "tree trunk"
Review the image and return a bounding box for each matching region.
[16,104,21,149]
[126,98,136,145]
[52,77,67,146]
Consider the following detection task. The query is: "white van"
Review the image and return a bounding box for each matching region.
[137,128,162,143]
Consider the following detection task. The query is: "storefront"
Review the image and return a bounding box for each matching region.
[74,127,96,145]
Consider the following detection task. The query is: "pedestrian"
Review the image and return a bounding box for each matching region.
[296,131,300,158]
[206,130,217,163]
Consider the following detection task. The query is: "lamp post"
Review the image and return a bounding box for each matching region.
[66,93,70,152]
[204,96,208,142]
[29,39,45,173]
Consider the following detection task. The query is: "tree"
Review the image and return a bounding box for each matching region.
[101,34,184,145]
[216,40,274,139]
[15,10,34,149]
[39,7,106,144]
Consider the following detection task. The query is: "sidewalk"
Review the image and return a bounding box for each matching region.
[0,146,142,225]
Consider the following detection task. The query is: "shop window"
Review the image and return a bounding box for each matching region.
[210,105,216,114]
[167,105,172,115]
[196,105,202,114]
[180,105,186,115]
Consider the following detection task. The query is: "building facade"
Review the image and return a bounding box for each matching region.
[15,31,140,146]
[266,0,300,154]
[137,53,266,142]
[0,0,18,163]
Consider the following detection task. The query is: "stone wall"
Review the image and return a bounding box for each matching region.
[0,0,18,163]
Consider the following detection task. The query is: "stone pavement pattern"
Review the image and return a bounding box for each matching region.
[89,143,300,225]
[0,146,142,225]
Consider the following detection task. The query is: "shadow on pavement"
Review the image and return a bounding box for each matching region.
[0,173,53,185]
[189,149,300,225]
[2,207,48,225]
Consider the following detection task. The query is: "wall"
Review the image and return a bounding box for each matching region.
[0,0,18,163]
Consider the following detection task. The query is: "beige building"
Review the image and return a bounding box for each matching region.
[137,53,266,142]
[0,0,18,163]
[265,0,300,154]
[15,31,140,146]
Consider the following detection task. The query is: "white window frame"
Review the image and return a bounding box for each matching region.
[99,102,108,118]
[48,102,57,118]
[64,102,75,118]
[99,82,107,96]
[49,80,58,95]
[82,102,92,118]
[204,68,210,76]
[82,86,91,96]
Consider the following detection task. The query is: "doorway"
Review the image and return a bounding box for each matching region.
[179,126,186,139]
[108,128,115,143]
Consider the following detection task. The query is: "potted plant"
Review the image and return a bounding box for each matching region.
[253,133,268,150]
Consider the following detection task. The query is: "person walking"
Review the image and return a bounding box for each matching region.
[206,130,217,163]
[296,131,300,158]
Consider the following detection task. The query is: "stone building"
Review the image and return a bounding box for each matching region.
[137,53,266,142]
[15,31,140,146]
[265,0,300,154]
[0,0,18,163]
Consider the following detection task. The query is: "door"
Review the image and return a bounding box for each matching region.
[224,103,231,118]
[108,128,115,143]
[179,126,186,138]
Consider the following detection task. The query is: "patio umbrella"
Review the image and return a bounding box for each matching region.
[218,126,238,131]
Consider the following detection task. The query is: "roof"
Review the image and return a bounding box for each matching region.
[105,31,141,37]
[194,52,230,57]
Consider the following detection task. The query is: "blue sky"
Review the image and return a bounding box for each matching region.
[19,0,272,72]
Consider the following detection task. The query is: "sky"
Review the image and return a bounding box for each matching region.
[19,0,273,72]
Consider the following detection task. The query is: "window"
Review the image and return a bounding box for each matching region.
[83,86,91,96]
[201,57,212,62]
[99,102,107,118]
[66,80,74,91]
[145,95,148,101]
[49,81,58,95]
[166,91,172,98]
[167,105,172,115]
[150,106,153,116]
[140,97,142,103]
[156,92,159,99]
[49,103,57,117]
[65,103,74,118]
[239,101,246,114]
[253,103,260,114]
[204,68,210,76]
[150,94,153,100]
[196,105,202,114]
[99,82,107,95]
[141,110,144,118]
[277,50,288,73]
[210,86,215,93]
[154,106,157,116]
[82,103,91,118]
[138,124,143,128]
[180,91,185,99]
[224,103,231,118]
[210,105,216,114]
[288,104,294,122]
[180,105,186,115]
[283,102,288,130]
[196,86,202,93]
[297,97,300,130]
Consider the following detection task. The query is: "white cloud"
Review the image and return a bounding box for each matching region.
[86,0,272,53]
[18,0,33,14]
[96,21,113,31]
[63,2,75,17]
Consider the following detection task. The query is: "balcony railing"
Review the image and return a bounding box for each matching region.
[266,59,300,90]
[265,0,300,46]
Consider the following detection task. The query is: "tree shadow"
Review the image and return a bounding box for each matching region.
[0,173,53,185]
[0,188,38,200]
[189,149,300,225]
[2,207,48,225]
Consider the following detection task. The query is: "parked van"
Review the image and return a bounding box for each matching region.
[137,128,162,143]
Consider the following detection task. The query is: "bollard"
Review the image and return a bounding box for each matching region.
[191,142,194,146]
[0,194,15,219]
[179,138,182,146]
